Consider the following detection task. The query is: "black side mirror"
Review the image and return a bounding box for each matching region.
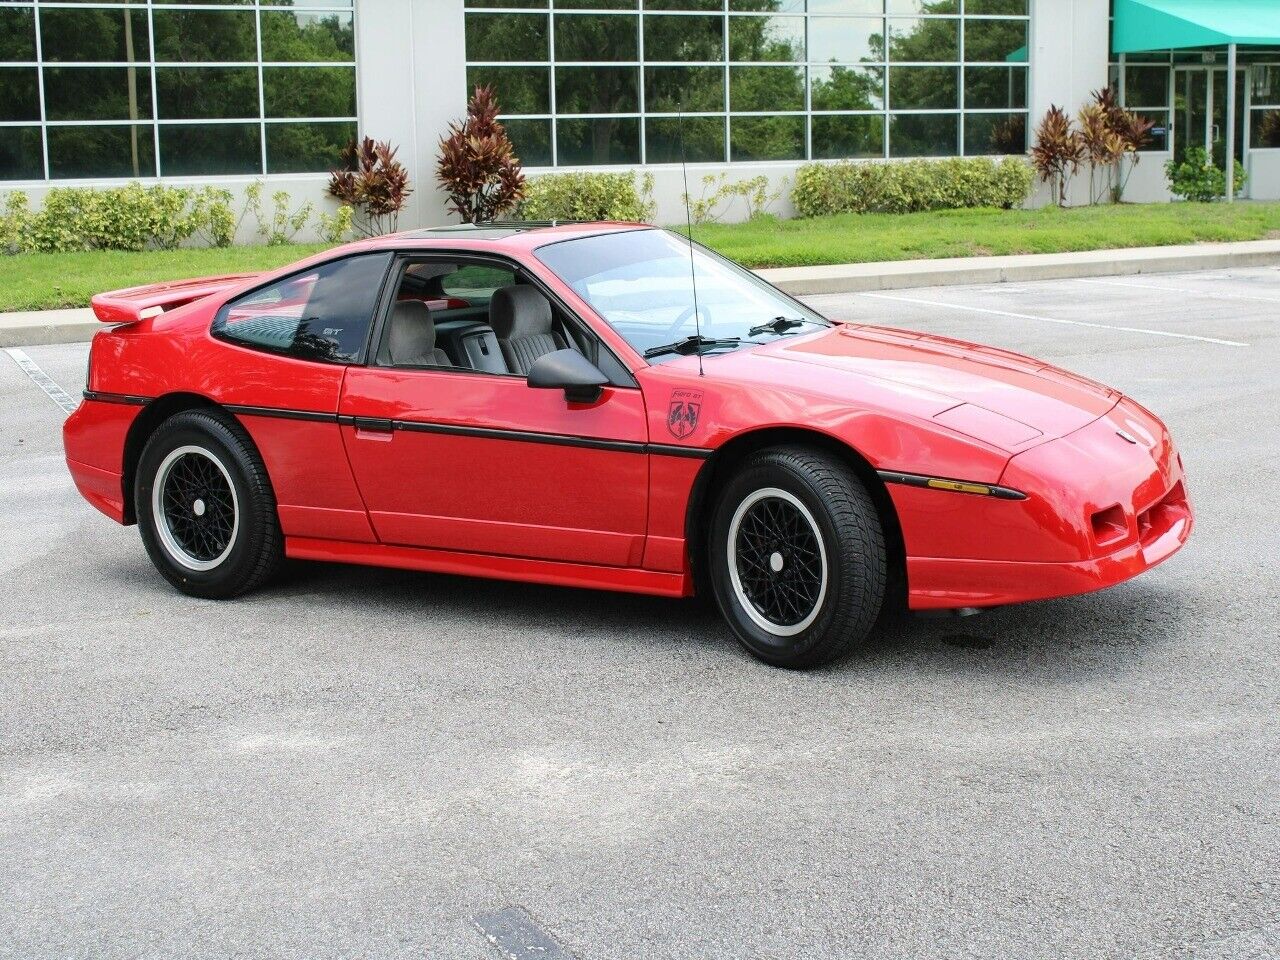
[526,349,609,403]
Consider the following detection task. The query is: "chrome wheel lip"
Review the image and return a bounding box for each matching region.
[727,487,828,638]
[152,444,239,572]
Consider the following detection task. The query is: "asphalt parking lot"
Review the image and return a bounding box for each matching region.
[2,267,1278,960]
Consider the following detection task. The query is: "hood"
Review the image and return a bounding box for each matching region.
[755,324,1119,449]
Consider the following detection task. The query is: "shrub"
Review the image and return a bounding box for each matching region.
[520,171,656,222]
[435,86,524,224]
[1090,86,1154,203]
[317,204,354,245]
[1078,100,1124,204]
[244,181,314,246]
[0,192,31,255]
[1,183,348,255]
[1164,146,1247,202]
[191,187,237,248]
[685,173,784,224]
[1030,105,1086,207]
[329,136,413,236]
[7,184,206,253]
[1072,87,1156,205]
[791,157,1032,218]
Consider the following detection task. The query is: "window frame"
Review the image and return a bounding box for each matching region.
[463,1,1031,167]
[210,250,395,367]
[0,0,358,184]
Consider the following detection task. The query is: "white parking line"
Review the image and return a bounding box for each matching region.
[1069,275,1280,305]
[3,347,79,414]
[859,292,1250,347]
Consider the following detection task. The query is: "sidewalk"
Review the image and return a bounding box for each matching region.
[4,238,1280,347]
[0,307,98,348]
[757,237,1280,295]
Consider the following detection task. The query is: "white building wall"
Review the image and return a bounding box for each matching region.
[353,0,426,230]
[1027,0,1110,207]
[1246,150,1280,199]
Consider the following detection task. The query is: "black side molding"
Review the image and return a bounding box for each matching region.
[877,469,1027,501]
[82,390,150,406]
[80,392,715,459]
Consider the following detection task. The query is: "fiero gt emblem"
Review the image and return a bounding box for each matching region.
[668,389,703,439]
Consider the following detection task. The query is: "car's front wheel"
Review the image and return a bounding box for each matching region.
[135,409,282,599]
[709,446,886,668]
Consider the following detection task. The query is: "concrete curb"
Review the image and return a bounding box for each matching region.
[4,239,1280,347]
[0,308,97,348]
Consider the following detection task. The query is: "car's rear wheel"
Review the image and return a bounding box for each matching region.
[709,446,886,668]
[135,409,282,599]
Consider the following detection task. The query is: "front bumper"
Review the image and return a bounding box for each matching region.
[900,397,1193,610]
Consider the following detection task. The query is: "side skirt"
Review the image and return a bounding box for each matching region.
[284,537,694,599]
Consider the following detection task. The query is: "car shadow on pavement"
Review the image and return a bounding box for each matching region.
[860,579,1196,674]
[271,558,1191,676]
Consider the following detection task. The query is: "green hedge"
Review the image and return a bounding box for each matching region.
[519,171,655,222]
[1,182,353,255]
[0,184,238,254]
[792,157,1034,218]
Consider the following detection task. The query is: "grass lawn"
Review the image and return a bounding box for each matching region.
[688,201,1280,269]
[0,244,327,313]
[4,201,1280,312]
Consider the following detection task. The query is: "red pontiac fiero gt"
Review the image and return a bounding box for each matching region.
[64,223,1192,667]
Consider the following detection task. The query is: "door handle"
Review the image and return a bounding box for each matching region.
[352,417,394,435]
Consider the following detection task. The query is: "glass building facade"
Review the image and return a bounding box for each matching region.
[0,1,357,181]
[463,0,1031,167]
[1109,50,1280,162]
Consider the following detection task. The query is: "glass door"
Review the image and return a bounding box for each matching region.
[1174,66,1245,166]
[1211,68,1246,168]
[1174,68,1208,164]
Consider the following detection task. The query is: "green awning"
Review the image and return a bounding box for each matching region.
[1005,44,1027,63]
[1113,0,1280,53]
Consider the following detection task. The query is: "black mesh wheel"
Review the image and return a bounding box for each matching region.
[135,409,282,599]
[709,446,886,669]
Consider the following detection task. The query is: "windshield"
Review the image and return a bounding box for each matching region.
[533,229,828,362]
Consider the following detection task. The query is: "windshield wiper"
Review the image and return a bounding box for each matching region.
[747,316,829,337]
[643,334,744,359]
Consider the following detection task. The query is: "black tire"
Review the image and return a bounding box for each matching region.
[135,409,283,599]
[708,446,886,668]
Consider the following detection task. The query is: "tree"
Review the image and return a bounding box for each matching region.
[436,86,526,224]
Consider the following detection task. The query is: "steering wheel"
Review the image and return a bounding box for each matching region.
[662,304,713,337]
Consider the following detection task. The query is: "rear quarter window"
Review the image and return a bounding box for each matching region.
[212,253,392,363]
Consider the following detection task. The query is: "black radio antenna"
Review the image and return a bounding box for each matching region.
[678,107,704,377]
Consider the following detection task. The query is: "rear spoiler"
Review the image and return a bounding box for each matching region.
[90,273,260,324]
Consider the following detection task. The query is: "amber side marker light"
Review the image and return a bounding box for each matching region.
[927,479,993,496]
[877,470,1027,500]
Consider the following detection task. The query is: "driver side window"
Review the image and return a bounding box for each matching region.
[376,257,630,384]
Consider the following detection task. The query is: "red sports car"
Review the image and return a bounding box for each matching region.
[64,223,1192,667]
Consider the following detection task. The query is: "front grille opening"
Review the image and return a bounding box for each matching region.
[1139,480,1188,547]
[1091,503,1129,547]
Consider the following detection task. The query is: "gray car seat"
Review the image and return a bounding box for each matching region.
[381,300,452,367]
[489,285,569,375]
